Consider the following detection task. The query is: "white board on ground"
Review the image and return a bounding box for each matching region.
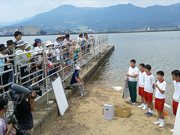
[52,77,69,116]
[174,103,180,135]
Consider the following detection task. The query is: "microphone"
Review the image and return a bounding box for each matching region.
[11,84,31,95]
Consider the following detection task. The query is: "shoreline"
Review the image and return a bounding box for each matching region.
[0,29,180,37]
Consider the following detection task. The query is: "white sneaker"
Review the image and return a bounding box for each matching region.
[159,122,165,128]
[131,102,137,105]
[81,93,84,97]
[170,129,174,132]
[142,105,147,110]
[138,104,144,108]
[154,121,161,125]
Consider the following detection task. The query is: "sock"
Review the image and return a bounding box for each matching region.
[161,119,164,123]
[142,103,145,106]
[148,108,151,113]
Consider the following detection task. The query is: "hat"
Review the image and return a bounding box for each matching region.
[46,40,53,47]
[16,40,26,47]
[144,64,151,70]
[6,40,14,46]
[56,35,63,39]
[25,43,31,49]
[0,44,7,51]
[75,66,81,71]
[35,38,42,43]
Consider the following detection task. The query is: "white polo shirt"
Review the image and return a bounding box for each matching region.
[144,73,156,93]
[139,71,146,88]
[155,80,166,99]
[128,66,139,82]
[173,80,180,102]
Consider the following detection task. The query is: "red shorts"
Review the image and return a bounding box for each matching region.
[155,98,165,112]
[144,91,153,103]
[139,87,144,97]
[173,100,179,116]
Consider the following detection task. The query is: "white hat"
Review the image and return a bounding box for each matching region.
[16,40,26,47]
[75,66,81,71]
[25,43,31,49]
[46,40,53,47]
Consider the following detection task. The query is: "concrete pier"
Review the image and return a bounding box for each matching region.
[32,45,114,135]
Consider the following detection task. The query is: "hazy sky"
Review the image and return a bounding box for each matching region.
[0,0,180,22]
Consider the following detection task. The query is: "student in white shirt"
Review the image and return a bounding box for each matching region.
[126,59,139,105]
[144,64,155,116]
[138,63,146,109]
[154,71,167,127]
[170,70,180,133]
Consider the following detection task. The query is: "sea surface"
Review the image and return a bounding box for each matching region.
[1,31,180,105]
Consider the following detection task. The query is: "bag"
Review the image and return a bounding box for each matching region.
[122,80,130,99]
[13,125,31,135]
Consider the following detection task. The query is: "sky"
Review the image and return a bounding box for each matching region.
[0,0,180,22]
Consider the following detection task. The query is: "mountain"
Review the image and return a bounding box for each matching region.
[7,3,180,32]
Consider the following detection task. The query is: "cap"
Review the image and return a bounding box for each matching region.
[35,38,42,43]
[75,66,81,71]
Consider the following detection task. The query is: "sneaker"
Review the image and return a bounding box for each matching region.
[170,129,174,133]
[142,105,147,110]
[128,101,132,104]
[147,113,153,116]
[154,121,161,125]
[159,122,165,128]
[81,93,84,97]
[144,112,150,115]
[138,104,144,108]
[131,102,137,105]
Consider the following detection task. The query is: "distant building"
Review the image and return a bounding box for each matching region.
[23,26,40,35]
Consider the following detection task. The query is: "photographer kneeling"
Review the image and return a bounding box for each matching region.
[14,91,36,134]
[0,97,16,135]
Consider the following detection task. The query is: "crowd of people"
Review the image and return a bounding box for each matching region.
[0,31,91,134]
[0,31,91,93]
[126,59,180,133]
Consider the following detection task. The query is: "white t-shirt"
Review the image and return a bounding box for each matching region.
[56,48,61,61]
[144,73,156,93]
[155,80,167,99]
[173,80,180,102]
[34,46,43,62]
[128,66,139,82]
[139,71,146,87]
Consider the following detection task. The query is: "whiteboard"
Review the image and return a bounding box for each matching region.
[52,77,69,116]
[174,103,180,135]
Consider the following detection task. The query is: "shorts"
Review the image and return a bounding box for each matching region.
[155,98,165,112]
[173,100,179,116]
[144,91,153,103]
[139,87,144,97]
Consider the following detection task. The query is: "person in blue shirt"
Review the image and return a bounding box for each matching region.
[70,66,86,96]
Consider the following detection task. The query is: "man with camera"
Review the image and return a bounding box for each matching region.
[14,91,36,134]
[0,96,15,135]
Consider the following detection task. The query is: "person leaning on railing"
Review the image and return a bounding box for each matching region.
[15,41,29,86]
[0,44,13,92]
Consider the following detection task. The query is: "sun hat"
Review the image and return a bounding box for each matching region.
[16,40,26,47]
[25,43,31,49]
[56,35,63,39]
[75,66,81,71]
[0,44,7,51]
[46,40,54,47]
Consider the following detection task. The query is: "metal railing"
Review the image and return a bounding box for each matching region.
[0,34,108,114]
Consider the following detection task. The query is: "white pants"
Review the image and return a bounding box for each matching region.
[71,82,85,95]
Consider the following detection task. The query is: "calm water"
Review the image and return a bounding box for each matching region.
[0,31,180,105]
[92,31,180,105]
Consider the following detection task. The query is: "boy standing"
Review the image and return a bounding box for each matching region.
[126,59,139,105]
[170,70,180,132]
[154,71,167,127]
[138,63,146,109]
[144,64,155,116]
